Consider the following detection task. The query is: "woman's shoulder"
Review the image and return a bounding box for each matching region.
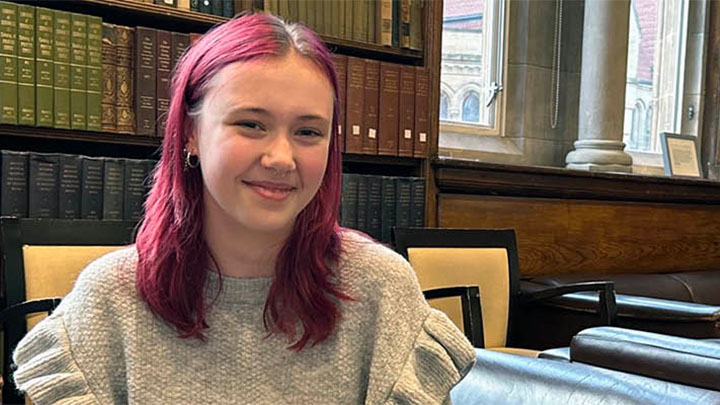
[338,230,421,298]
[71,245,138,298]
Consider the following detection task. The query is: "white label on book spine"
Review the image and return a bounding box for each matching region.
[352,125,360,136]
[419,132,427,143]
[368,128,376,139]
[404,129,412,139]
[338,125,342,135]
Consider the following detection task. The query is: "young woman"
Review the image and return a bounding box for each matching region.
[13,13,474,403]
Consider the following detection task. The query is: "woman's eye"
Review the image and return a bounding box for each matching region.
[297,128,323,137]
[236,121,263,130]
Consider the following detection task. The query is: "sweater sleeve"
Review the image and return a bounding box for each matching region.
[12,312,99,405]
[386,309,476,405]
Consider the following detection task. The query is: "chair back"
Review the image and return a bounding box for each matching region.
[393,228,520,349]
[0,217,136,404]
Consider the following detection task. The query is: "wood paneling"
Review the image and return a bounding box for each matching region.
[434,158,720,204]
[439,194,720,276]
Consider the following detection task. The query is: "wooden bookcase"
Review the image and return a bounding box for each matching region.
[0,0,443,227]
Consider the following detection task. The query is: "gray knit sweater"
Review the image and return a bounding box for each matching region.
[13,232,475,404]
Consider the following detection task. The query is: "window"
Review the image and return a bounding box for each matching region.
[462,91,480,123]
[623,0,700,165]
[440,92,449,120]
[440,0,505,133]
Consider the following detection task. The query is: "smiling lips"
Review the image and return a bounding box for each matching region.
[243,180,296,201]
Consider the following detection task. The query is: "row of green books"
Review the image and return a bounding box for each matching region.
[340,173,424,243]
[0,150,155,221]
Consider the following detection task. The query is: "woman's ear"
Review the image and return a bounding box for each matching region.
[186,127,199,155]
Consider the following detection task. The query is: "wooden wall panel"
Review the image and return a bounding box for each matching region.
[438,194,720,276]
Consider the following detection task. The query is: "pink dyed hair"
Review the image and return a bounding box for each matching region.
[135,12,348,350]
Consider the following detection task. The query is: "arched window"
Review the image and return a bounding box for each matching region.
[440,92,449,120]
[641,106,653,151]
[461,91,480,123]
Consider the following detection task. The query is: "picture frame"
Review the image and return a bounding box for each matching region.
[660,132,702,178]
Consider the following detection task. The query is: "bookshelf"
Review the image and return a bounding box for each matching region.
[0,0,436,234]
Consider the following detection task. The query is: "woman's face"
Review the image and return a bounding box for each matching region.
[188,51,334,237]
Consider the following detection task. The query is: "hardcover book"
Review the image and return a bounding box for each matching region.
[86,15,103,131]
[28,153,59,219]
[398,65,415,157]
[0,150,28,217]
[135,26,157,136]
[58,153,82,219]
[365,174,382,240]
[35,7,54,128]
[380,176,396,243]
[101,23,117,132]
[0,2,18,125]
[156,29,172,137]
[115,25,135,134]
[70,13,87,130]
[413,66,429,158]
[123,158,148,220]
[53,10,71,129]
[340,173,359,229]
[378,62,399,156]
[345,57,365,154]
[362,59,379,155]
[330,53,347,152]
[17,4,35,126]
[102,158,124,220]
[80,156,104,219]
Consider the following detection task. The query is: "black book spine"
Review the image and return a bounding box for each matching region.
[222,0,234,17]
[145,159,156,198]
[123,158,148,221]
[211,0,224,16]
[190,0,199,12]
[410,177,425,227]
[1,150,29,217]
[356,174,368,232]
[380,175,396,243]
[340,173,359,229]
[199,0,212,14]
[58,154,82,219]
[395,176,411,229]
[81,156,104,219]
[366,175,383,241]
[102,158,125,220]
[28,153,60,219]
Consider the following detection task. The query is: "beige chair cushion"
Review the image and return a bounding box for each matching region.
[408,247,510,349]
[23,245,122,330]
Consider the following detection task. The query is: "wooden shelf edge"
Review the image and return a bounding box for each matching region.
[343,153,424,167]
[0,125,161,147]
[433,158,720,204]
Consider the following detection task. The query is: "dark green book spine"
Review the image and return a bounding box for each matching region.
[102,158,124,220]
[223,0,235,17]
[410,177,425,227]
[392,0,400,47]
[190,0,199,11]
[395,176,411,228]
[35,7,53,127]
[53,10,70,129]
[211,0,224,16]
[366,174,382,240]
[0,1,18,124]
[86,15,102,131]
[70,13,87,130]
[380,175,396,243]
[28,152,59,218]
[80,156,103,219]
[343,0,353,40]
[58,153,81,219]
[0,150,28,217]
[199,0,212,14]
[123,158,148,221]
[340,173,359,229]
[356,174,368,232]
[17,4,34,126]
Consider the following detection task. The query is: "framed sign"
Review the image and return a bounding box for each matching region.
[660,132,702,178]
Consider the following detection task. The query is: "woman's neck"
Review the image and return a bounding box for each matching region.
[203,206,292,279]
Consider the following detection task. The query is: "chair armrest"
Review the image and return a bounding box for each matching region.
[423,286,484,348]
[521,281,617,326]
[0,298,62,325]
[571,326,720,391]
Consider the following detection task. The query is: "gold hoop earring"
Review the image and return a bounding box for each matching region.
[184,150,199,170]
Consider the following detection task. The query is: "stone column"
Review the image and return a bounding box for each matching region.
[566,0,633,172]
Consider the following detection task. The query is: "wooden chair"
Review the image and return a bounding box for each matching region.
[0,217,136,404]
[393,227,617,355]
